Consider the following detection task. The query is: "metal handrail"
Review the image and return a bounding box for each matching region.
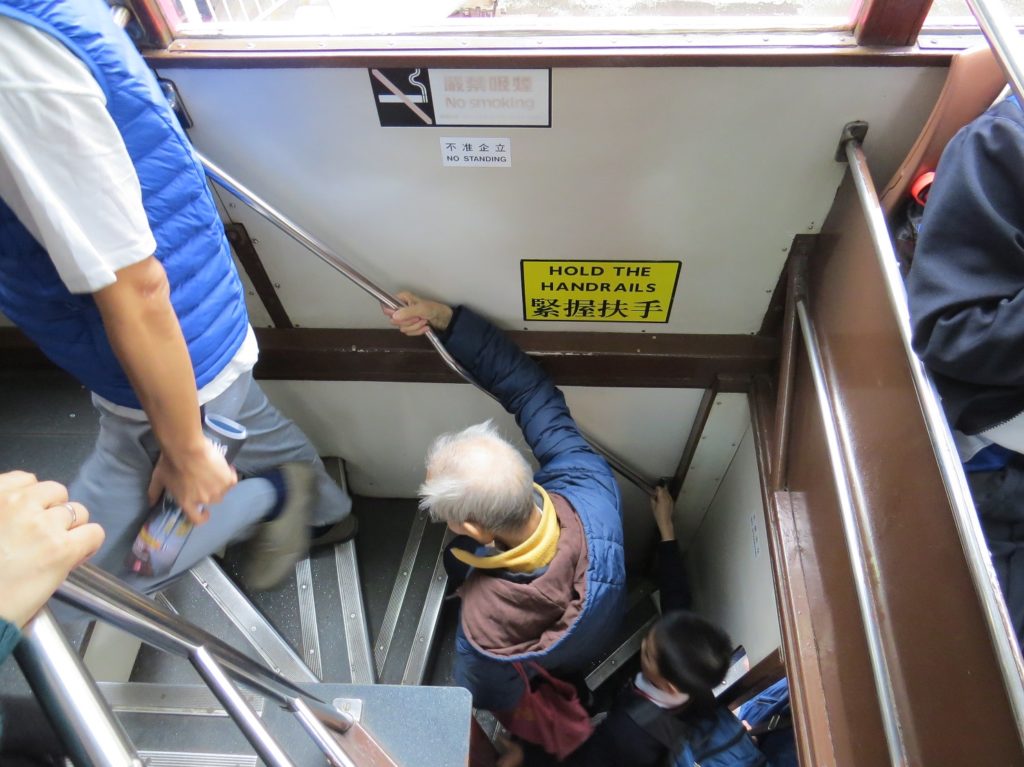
[198,153,656,496]
[840,134,1024,741]
[191,646,295,767]
[54,563,387,767]
[966,0,1024,104]
[794,298,907,766]
[15,608,144,767]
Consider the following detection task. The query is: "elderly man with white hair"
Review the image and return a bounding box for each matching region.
[385,292,627,719]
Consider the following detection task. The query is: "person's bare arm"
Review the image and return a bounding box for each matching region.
[651,486,676,542]
[92,256,235,522]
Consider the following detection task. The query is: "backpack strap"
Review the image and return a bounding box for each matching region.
[621,689,690,752]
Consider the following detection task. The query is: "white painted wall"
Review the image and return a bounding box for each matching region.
[688,427,781,666]
[159,65,944,335]
[142,62,944,541]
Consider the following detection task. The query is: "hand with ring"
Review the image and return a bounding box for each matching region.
[0,471,104,629]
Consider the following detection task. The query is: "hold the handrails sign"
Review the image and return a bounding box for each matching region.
[369,67,550,128]
[521,260,681,323]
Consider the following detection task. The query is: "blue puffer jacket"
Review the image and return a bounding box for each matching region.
[0,0,248,408]
[443,307,627,711]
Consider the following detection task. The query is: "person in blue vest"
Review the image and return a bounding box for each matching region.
[0,0,354,593]
[384,292,627,715]
[906,93,1024,648]
[496,487,766,767]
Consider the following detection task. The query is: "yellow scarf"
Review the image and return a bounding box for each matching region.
[450,484,560,574]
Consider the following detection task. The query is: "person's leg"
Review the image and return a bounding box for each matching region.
[69,396,278,594]
[69,405,158,581]
[968,461,1024,647]
[137,477,278,593]
[220,373,351,527]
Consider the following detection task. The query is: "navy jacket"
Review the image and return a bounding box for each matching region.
[443,307,627,711]
[907,98,1024,434]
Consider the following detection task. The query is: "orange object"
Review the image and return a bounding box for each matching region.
[912,171,936,205]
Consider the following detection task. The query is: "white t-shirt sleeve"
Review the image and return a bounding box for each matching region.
[0,17,156,294]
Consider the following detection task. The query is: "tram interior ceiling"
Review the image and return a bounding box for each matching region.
[5,0,1024,761]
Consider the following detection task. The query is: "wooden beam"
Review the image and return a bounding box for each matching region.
[0,326,777,389]
[856,0,935,47]
[252,327,777,389]
[225,223,293,329]
[748,380,838,767]
[145,46,951,70]
[668,382,719,498]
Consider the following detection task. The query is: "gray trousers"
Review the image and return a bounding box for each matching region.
[70,371,351,594]
[968,459,1024,649]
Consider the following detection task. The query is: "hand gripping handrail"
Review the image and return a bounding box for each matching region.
[838,126,1024,742]
[966,0,1024,105]
[198,153,656,497]
[53,563,394,767]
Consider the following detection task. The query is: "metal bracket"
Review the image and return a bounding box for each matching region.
[158,77,194,131]
[835,120,869,162]
[331,698,364,723]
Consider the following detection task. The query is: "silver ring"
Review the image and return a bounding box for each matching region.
[64,502,77,529]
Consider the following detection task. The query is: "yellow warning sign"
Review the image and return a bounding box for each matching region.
[521,260,681,322]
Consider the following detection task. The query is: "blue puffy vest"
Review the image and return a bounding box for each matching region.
[0,0,248,408]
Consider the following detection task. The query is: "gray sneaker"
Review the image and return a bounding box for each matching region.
[241,462,316,591]
[310,514,359,548]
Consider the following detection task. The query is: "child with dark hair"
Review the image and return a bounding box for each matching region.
[498,487,766,767]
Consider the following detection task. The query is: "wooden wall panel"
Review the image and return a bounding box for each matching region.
[782,173,1024,764]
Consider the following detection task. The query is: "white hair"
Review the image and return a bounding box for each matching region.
[419,420,535,533]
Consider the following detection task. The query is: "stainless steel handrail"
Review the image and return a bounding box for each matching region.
[55,564,372,767]
[198,152,656,496]
[795,299,906,766]
[15,608,144,767]
[191,646,295,767]
[841,135,1024,741]
[966,0,1024,104]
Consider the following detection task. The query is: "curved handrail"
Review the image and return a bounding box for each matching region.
[841,134,1024,742]
[966,0,1024,104]
[54,564,374,766]
[198,152,656,496]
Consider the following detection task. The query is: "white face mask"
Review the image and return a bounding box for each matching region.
[634,672,689,709]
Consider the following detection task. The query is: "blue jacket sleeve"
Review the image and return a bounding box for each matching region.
[908,103,1024,390]
[443,307,617,498]
[0,618,21,666]
[0,616,21,737]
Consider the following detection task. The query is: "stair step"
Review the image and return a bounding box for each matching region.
[130,493,455,693]
[100,681,471,767]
